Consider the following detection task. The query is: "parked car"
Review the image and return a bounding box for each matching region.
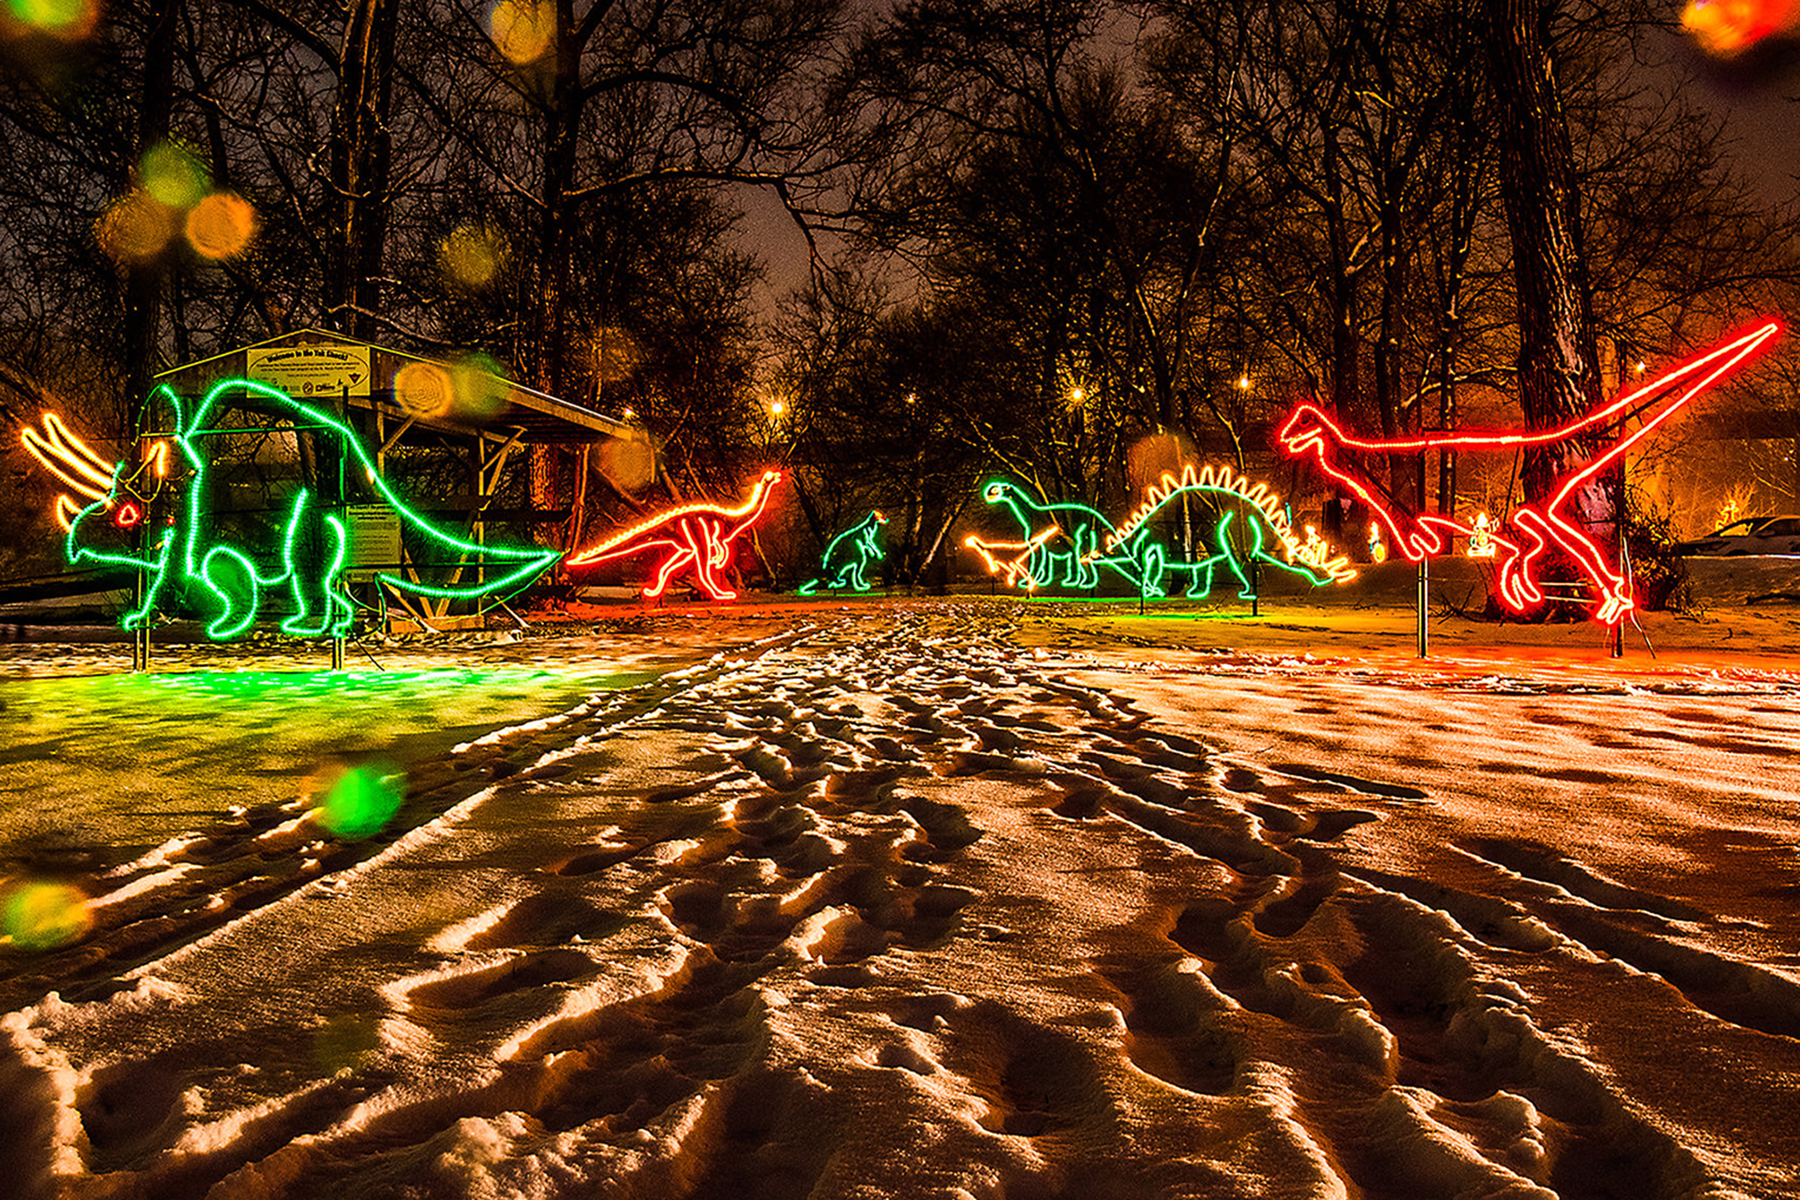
[1675,515,1800,557]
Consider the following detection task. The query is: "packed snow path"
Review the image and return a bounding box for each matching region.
[4,602,1800,1198]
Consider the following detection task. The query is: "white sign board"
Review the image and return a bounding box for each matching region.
[346,504,401,577]
[247,344,372,398]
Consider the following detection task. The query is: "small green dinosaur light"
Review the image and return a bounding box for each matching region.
[798,510,887,595]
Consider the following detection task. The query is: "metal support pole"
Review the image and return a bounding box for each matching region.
[1417,446,1429,658]
[1417,556,1430,658]
[1612,538,1626,659]
[1612,459,1626,658]
[132,569,149,672]
[337,387,351,669]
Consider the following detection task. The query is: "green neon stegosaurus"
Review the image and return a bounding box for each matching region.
[969,465,1355,600]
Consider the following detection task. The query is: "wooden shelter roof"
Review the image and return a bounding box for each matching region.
[152,329,629,445]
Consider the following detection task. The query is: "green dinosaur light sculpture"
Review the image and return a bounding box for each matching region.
[966,464,1355,602]
[34,378,560,640]
[798,510,887,594]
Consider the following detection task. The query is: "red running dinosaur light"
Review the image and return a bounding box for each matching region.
[1277,320,1782,625]
[568,470,783,601]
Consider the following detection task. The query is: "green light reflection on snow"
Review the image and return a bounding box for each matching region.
[317,763,403,841]
[2,881,92,951]
[0,665,652,857]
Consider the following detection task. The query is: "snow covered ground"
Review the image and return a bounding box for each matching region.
[3,560,1800,1199]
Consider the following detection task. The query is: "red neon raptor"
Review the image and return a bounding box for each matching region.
[568,469,783,601]
[1277,321,1781,624]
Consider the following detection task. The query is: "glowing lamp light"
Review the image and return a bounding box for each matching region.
[113,500,142,529]
[1278,319,1782,624]
[568,470,782,601]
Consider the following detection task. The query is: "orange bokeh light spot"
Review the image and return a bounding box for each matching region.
[489,0,554,64]
[95,190,176,265]
[186,192,257,259]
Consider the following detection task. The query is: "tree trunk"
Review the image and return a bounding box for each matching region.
[329,0,397,338]
[1483,0,1609,538]
[123,0,181,432]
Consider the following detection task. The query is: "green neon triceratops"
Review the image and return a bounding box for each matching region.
[797,510,887,594]
[51,378,559,640]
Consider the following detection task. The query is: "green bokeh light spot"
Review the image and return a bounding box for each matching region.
[140,142,210,209]
[318,765,403,841]
[7,0,85,28]
[3,882,91,951]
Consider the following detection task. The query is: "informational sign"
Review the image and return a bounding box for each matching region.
[347,504,402,577]
[247,344,372,398]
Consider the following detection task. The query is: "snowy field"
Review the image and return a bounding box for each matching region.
[4,559,1800,1199]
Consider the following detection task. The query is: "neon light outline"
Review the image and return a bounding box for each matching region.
[1099,463,1357,586]
[798,510,887,595]
[965,526,1061,590]
[568,470,782,601]
[977,481,1111,590]
[969,466,1354,602]
[49,378,561,639]
[1277,320,1781,624]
